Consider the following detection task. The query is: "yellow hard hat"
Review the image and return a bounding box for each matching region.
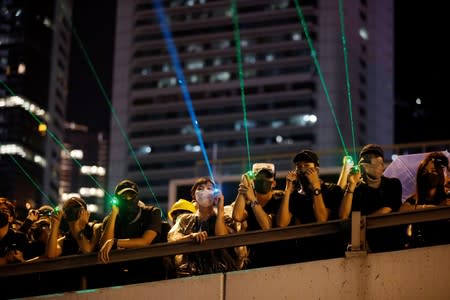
[168,199,196,221]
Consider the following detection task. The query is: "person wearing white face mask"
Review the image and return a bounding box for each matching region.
[167,177,237,277]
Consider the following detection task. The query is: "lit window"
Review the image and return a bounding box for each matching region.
[292,32,302,41]
[290,114,317,126]
[70,149,83,160]
[275,135,283,143]
[43,17,52,28]
[34,155,46,167]
[184,144,201,152]
[38,123,47,136]
[359,27,369,40]
[210,71,230,82]
[271,120,284,128]
[186,59,204,70]
[137,145,152,155]
[81,165,106,176]
[79,187,105,198]
[62,193,81,201]
[244,54,256,64]
[234,120,256,131]
[18,63,26,74]
[87,204,99,213]
[265,54,275,62]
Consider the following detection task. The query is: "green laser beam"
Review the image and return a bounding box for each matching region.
[293,0,349,157]
[60,5,165,218]
[0,80,112,201]
[231,0,252,172]
[338,0,358,162]
[7,153,56,207]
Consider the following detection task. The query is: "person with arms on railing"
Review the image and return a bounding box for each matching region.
[339,144,403,251]
[47,197,102,258]
[400,152,450,247]
[97,179,163,284]
[168,177,237,277]
[0,197,28,265]
[277,150,344,262]
[232,163,286,268]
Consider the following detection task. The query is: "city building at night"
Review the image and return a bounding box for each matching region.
[109,0,393,211]
[0,0,73,209]
[59,122,108,219]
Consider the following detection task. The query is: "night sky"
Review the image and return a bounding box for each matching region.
[66,1,448,144]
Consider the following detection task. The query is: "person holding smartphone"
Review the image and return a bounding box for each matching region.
[167,177,237,277]
[278,150,343,227]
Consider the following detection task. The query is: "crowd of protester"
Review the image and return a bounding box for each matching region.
[1,144,450,293]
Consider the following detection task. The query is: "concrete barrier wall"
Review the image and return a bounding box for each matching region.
[34,244,450,300]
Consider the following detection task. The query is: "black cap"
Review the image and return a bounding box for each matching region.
[115,179,138,196]
[360,144,384,159]
[293,150,320,166]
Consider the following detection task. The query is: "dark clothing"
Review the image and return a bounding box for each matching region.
[96,203,164,286]
[0,228,28,261]
[103,204,162,241]
[404,194,450,248]
[172,213,237,276]
[289,182,343,223]
[352,176,402,215]
[282,183,345,263]
[246,190,285,230]
[23,240,46,260]
[61,223,95,256]
[243,191,286,268]
[352,176,403,252]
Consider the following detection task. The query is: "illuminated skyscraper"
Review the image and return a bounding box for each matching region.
[0,0,73,208]
[109,0,393,210]
[59,122,108,219]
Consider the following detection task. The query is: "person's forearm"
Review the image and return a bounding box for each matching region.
[277,191,291,227]
[232,194,246,222]
[47,226,61,258]
[215,215,228,236]
[100,213,117,246]
[252,203,272,229]
[313,195,329,222]
[339,193,353,219]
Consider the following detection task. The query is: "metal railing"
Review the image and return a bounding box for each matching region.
[1,206,449,278]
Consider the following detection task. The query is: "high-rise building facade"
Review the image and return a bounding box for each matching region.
[0,0,73,208]
[109,0,393,211]
[59,122,108,219]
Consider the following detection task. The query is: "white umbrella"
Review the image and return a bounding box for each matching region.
[383,150,450,202]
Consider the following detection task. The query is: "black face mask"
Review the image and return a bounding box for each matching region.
[0,212,9,228]
[118,197,139,222]
[254,179,273,194]
[423,173,441,188]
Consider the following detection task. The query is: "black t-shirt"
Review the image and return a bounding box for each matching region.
[103,204,162,241]
[288,182,343,223]
[245,190,284,231]
[352,176,402,215]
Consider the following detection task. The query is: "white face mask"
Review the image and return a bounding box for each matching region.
[195,189,214,207]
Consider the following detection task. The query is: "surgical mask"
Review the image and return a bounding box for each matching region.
[254,179,273,194]
[423,173,441,188]
[0,211,9,227]
[195,189,214,207]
